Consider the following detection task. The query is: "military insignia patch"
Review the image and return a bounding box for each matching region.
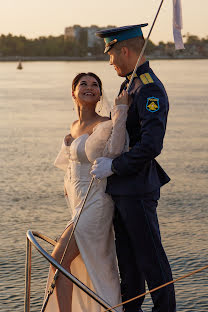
[146,97,160,112]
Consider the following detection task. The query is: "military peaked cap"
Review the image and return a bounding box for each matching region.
[96,24,148,53]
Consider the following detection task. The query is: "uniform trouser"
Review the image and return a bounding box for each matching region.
[112,190,176,312]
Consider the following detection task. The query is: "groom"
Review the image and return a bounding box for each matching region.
[91,25,176,312]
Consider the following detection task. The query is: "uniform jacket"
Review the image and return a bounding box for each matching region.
[106,61,170,196]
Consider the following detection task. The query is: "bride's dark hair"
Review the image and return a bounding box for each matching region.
[72,72,102,96]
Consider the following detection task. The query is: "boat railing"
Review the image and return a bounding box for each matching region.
[24,230,118,312]
[25,230,208,312]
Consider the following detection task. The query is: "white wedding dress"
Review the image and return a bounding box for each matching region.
[44,105,129,312]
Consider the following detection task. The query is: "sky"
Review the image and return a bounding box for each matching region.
[0,0,207,44]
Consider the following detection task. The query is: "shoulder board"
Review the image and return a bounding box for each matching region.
[140,73,154,85]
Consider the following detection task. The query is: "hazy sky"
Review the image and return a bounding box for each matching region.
[0,0,207,44]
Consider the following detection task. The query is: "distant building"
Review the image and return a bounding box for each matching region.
[87,26,99,48]
[64,25,82,40]
[64,25,106,48]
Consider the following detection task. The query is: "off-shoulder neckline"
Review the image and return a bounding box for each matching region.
[68,120,111,143]
[72,133,89,142]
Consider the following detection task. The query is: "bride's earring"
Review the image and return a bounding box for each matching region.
[97,96,103,114]
[72,92,77,111]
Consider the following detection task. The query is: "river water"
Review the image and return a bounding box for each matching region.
[0,60,207,311]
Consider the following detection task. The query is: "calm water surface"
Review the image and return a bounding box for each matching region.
[0,60,207,311]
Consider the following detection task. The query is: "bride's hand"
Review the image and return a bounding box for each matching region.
[64,133,73,146]
[114,90,130,107]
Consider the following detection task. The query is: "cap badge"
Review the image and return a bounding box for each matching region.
[105,38,118,48]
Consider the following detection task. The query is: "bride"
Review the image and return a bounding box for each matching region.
[43,72,129,312]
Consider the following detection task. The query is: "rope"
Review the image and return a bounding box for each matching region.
[41,177,94,312]
[104,264,208,312]
[127,0,164,93]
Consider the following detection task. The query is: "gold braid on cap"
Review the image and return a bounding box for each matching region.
[105,38,118,48]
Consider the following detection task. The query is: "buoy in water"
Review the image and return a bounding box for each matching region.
[17,60,23,70]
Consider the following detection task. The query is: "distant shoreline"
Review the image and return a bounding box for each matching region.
[0,55,207,62]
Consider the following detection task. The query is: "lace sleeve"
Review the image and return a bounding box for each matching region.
[85,105,129,163]
[103,104,129,158]
[54,136,71,172]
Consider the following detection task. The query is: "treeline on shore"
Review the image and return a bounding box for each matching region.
[0,32,208,58]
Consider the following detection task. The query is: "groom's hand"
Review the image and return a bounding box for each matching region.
[91,157,113,180]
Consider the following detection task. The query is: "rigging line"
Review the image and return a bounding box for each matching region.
[104,264,208,312]
[127,0,165,93]
[60,176,95,263]
[41,177,95,312]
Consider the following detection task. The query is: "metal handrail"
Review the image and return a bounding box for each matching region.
[24,230,118,312]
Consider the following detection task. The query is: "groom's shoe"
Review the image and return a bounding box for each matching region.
[124,309,143,312]
[123,307,143,312]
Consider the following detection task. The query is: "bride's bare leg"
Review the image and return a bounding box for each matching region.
[50,224,79,312]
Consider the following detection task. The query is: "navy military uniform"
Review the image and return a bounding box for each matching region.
[96,25,176,312]
[107,62,170,196]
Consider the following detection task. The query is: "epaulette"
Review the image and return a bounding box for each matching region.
[139,72,154,85]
